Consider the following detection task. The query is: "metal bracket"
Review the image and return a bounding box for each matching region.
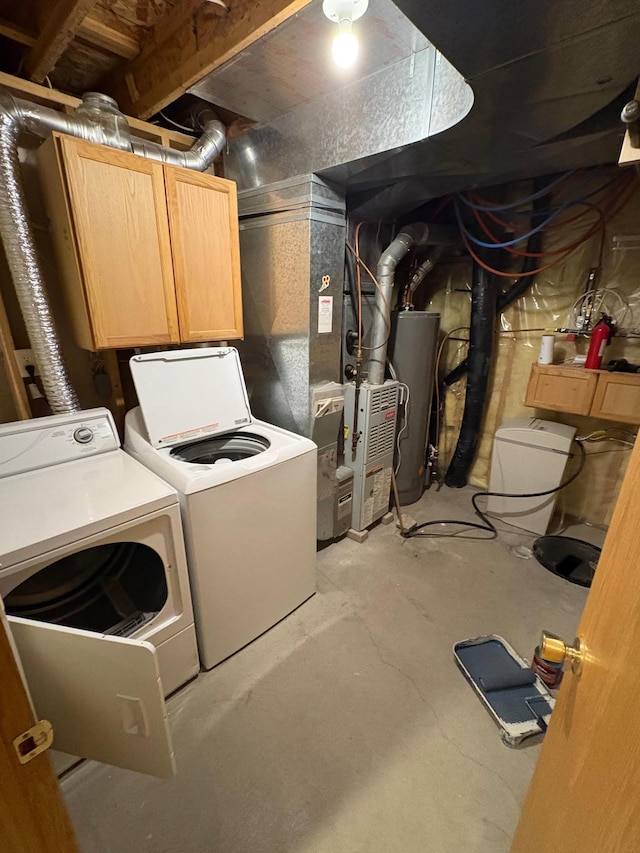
[13,720,53,764]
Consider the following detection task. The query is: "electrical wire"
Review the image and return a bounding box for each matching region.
[159,111,198,135]
[497,327,552,334]
[391,467,407,534]
[402,440,586,541]
[355,222,364,358]
[394,382,411,475]
[583,447,633,455]
[433,327,469,469]
[577,427,637,441]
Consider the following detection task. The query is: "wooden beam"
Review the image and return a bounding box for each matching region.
[0,14,139,60]
[0,71,79,109]
[105,0,314,120]
[0,19,36,47]
[0,289,31,421]
[23,0,100,83]
[77,17,139,60]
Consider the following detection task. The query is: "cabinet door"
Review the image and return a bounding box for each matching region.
[8,615,175,779]
[57,136,180,349]
[164,166,243,342]
[524,364,599,415]
[590,372,640,424]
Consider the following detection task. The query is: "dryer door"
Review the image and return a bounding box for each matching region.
[7,614,175,778]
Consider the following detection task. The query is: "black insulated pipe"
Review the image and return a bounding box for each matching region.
[444,256,498,488]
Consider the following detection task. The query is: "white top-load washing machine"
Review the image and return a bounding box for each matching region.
[124,347,317,669]
[0,408,200,777]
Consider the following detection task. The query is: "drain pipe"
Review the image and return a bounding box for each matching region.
[368,224,457,385]
[0,92,226,413]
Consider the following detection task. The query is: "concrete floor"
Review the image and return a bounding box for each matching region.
[62,488,589,853]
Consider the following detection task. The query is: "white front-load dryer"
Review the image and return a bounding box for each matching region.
[125,347,317,669]
[0,409,200,698]
[0,408,200,776]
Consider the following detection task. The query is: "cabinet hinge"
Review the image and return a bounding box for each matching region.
[13,719,53,764]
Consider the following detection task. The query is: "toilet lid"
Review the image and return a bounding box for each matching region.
[130,348,252,449]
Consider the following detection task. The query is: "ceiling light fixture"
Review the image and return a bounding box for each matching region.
[322,0,369,69]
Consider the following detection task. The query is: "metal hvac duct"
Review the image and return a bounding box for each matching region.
[0,91,226,413]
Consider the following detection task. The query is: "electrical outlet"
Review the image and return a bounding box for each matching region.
[14,349,39,379]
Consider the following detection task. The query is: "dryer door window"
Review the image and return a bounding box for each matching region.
[4,542,168,637]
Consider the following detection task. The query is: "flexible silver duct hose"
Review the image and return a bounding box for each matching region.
[0,90,226,413]
[0,100,80,412]
[131,119,226,169]
[407,247,445,301]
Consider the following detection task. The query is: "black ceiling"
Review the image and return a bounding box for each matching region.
[340,0,640,217]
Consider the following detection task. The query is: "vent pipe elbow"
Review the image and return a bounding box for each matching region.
[368,222,457,384]
[130,119,226,169]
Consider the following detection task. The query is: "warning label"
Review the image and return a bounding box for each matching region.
[363,465,392,527]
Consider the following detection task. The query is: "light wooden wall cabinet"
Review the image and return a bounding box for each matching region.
[525,363,640,424]
[37,133,243,350]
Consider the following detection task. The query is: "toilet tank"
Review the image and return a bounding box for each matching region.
[487,417,577,535]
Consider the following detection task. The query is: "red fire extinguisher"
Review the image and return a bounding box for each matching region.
[585,314,615,369]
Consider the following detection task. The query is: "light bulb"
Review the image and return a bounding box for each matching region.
[323,0,367,68]
[332,30,359,68]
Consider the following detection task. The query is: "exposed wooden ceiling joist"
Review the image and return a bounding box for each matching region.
[77,17,139,60]
[0,18,36,47]
[103,0,315,120]
[23,0,100,83]
[0,14,138,60]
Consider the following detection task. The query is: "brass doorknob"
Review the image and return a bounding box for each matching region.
[540,630,585,675]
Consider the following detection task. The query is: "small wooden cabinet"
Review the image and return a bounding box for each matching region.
[590,372,640,422]
[37,133,243,350]
[525,363,640,424]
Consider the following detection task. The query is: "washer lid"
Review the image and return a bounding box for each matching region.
[130,348,252,449]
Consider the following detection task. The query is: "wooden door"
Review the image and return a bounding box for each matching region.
[164,166,243,342]
[53,135,180,349]
[512,435,640,851]
[0,608,78,853]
